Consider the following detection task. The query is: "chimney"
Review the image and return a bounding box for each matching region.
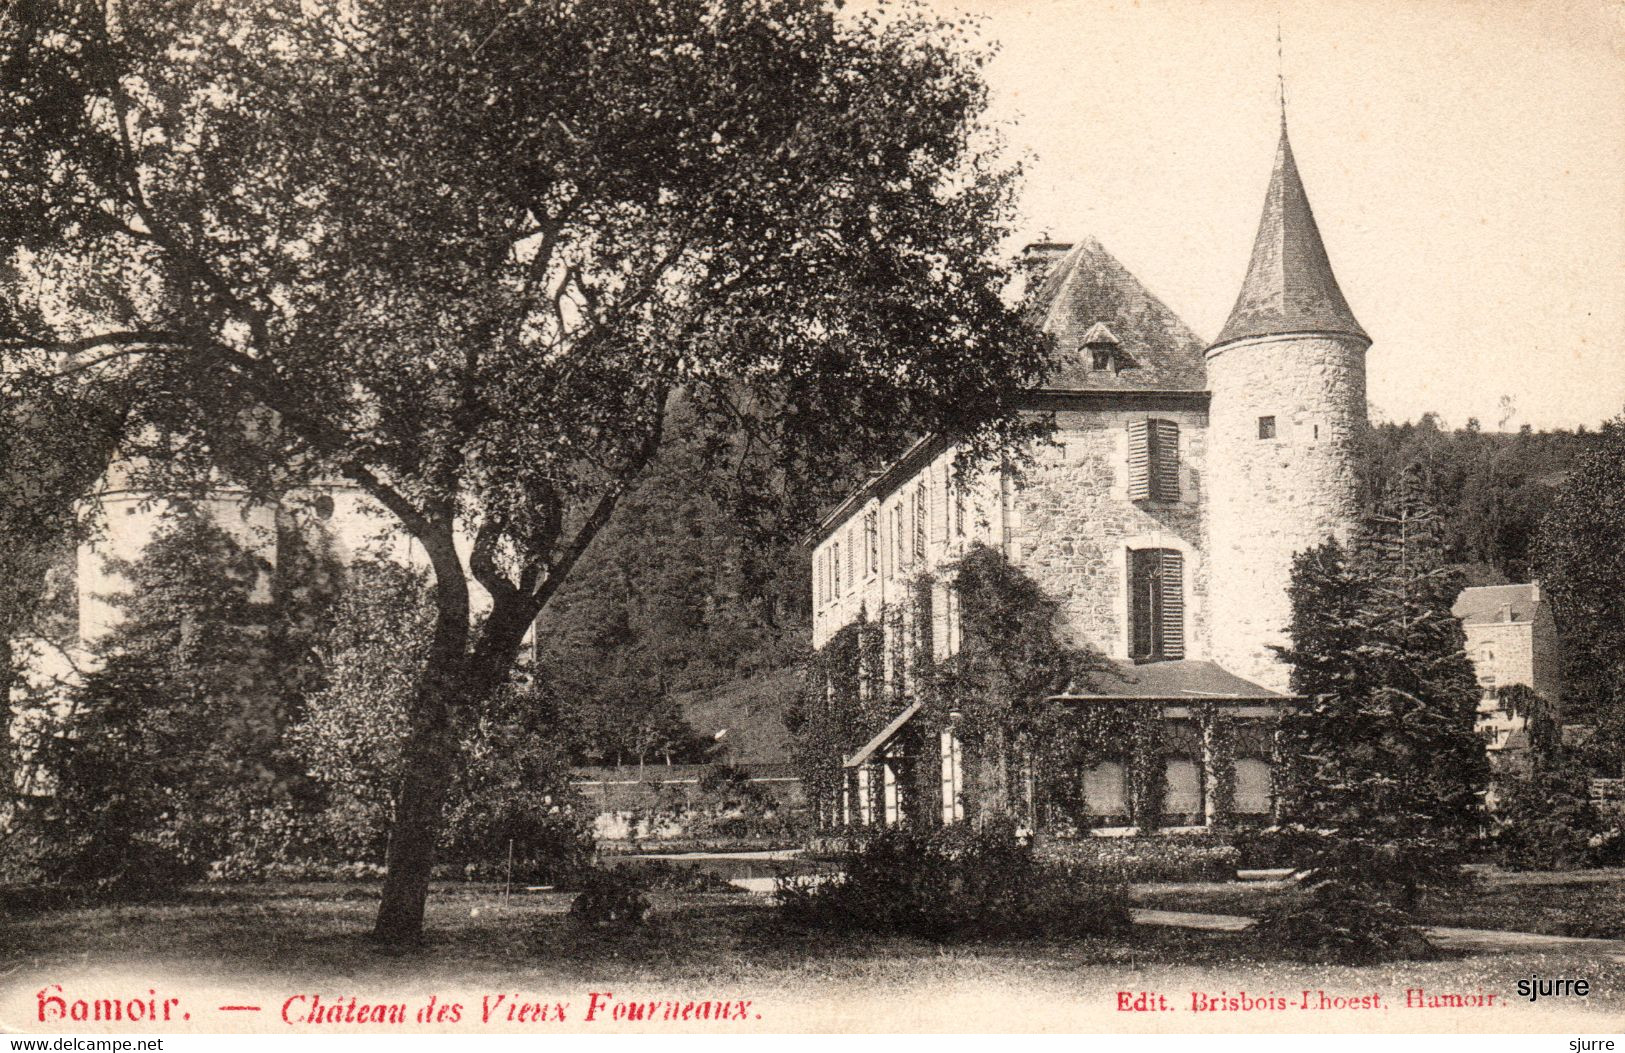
[1017,240,1073,290]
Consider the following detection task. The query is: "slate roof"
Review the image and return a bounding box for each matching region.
[1029,237,1208,392]
[1055,659,1286,701]
[1452,583,1541,626]
[1212,119,1368,350]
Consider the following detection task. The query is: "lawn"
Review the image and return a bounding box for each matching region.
[1133,870,1625,940]
[4,881,1624,1033]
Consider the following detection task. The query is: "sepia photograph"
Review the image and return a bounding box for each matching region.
[0,0,1622,1041]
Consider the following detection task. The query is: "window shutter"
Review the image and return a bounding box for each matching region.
[1152,420,1180,501]
[894,504,906,568]
[1127,419,1151,501]
[1160,549,1185,659]
[913,485,926,559]
[1129,548,1157,659]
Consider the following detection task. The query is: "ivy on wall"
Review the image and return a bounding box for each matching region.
[1199,704,1238,829]
[793,543,1263,834]
[790,613,888,823]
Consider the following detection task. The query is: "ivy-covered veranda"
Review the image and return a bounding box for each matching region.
[835,659,1290,834]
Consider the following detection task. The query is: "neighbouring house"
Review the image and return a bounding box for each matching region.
[1452,582,1562,783]
[804,112,1373,834]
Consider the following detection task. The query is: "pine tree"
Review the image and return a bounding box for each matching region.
[1275,462,1487,905]
[1532,412,1625,728]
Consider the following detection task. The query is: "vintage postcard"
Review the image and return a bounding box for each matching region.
[1,0,1622,1041]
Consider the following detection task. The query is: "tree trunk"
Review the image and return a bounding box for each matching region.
[0,635,14,807]
[372,524,471,945]
[371,577,537,945]
[372,715,457,942]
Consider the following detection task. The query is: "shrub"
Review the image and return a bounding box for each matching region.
[608,860,745,894]
[777,823,1132,941]
[1494,762,1623,871]
[29,654,212,900]
[1228,826,1322,871]
[622,764,806,846]
[1036,835,1240,882]
[1252,880,1434,964]
[569,869,651,930]
[206,857,388,883]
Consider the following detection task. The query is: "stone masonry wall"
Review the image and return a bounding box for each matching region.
[1206,333,1367,692]
[1010,404,1209,659]
[1463,622,1534,695]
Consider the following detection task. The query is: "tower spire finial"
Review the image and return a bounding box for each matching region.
[1276,16,1287,125]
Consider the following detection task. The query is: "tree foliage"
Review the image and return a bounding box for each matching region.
[284,561,432,862]
[1531,412,1625,727]
[31,651,209,896]
[0,0,1049,939]
[1357,415,1597,583]
[288,559,592,876]
[534,428,806,767]
[0,362,128,803]
[1275,463,1487,904]
[1493,756,1624,871]
[29,509,342,890]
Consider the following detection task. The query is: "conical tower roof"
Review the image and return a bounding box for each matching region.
[1212,119,1367,350]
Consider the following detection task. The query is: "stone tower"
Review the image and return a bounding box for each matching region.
[1206,116,1369,691]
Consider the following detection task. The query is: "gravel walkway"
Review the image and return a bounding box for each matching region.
[1131,906,1625,957]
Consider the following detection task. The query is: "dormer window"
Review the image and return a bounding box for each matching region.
[1081,321,1122,374]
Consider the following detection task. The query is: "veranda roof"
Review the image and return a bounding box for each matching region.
[1052,659,1286,701]
[843,701,922,769]
[842,660,1283,769]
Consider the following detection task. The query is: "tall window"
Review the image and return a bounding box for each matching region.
[845,526,855,588]
[863,510,878,576]
[1129,547,1185,661]
[831,540,841,597]
[940,730,964,824]
[1128,418,1180,502]
[892,502,906,569]
[913,483,927,559]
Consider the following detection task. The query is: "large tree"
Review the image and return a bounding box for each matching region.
[0,353,127,806]
[1532,411,1625,728]
[1275,463,1487,906]
[30,510,341,888]
[0,0,1048,940]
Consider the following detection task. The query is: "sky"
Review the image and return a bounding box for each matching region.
[936,0,1625,431]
